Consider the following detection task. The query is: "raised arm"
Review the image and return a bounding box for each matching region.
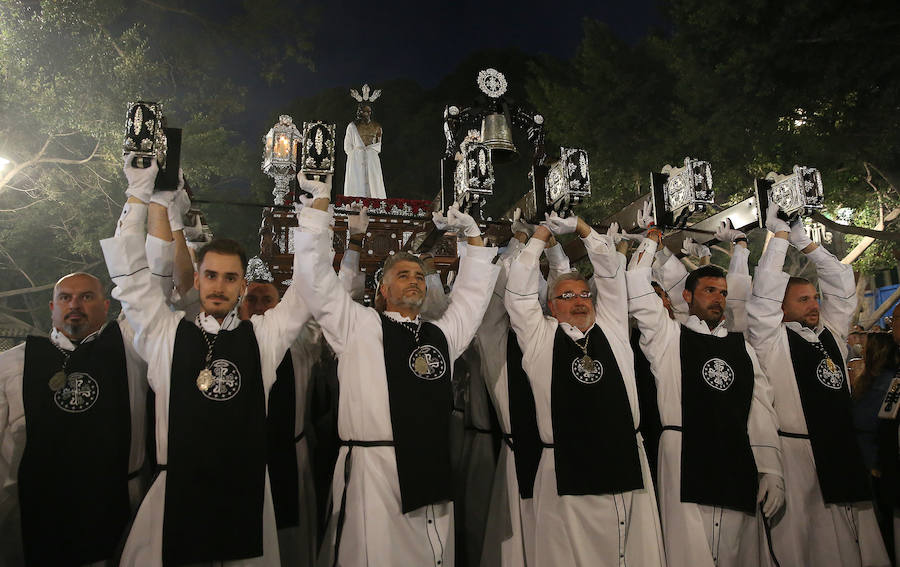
[725,241,751,333]
[340,206,368,299]
[789,222,856,342]
[292,204,368,356]
[101,156,181,370]
[626,234,680,372]
[504,229,557,368]
[748,204,793,351]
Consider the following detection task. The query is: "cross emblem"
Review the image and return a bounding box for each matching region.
[211,365,237,395]
[67,375,92,406]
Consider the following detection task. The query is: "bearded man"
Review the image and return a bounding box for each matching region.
[291,174,499,567]
[627,229,784,567]
[0,272,149,567]
[101,154,311,566]
[747,203,890,567]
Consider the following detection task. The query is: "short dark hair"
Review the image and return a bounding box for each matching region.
[785,276,813,296]
[196,239,248,274]
[684,264,726,293]
[381,252,425,285]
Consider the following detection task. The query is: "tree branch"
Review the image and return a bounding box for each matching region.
[811,211,900,242]
[839,206,900,264]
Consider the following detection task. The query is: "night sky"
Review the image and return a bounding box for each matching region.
[235,0,665,137]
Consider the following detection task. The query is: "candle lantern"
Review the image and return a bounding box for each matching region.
[262,115,302,204]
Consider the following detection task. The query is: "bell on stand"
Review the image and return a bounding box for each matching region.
[479,113,517,163]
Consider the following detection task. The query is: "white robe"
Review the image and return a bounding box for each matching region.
[626,259,783,567]
[477,239,570,567]
[343,122,386,199]
[292,205,499,567]
[100,233,311,567]
[747,237,890,567]
[0,321,148,567]
[277,249,363,567]
[505,233,666,567]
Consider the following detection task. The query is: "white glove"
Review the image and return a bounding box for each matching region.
[183,214,206,242]
[789,219,813,250]
[757,473,785,518]
[765,200,791,234]
[123,152,158,203]
[606,221,624,245]
[297,173,332,200]
[447,203,480,238]
[715,218,745,242]
[511,207,536,237]
[681,237,710,258]
[168,188,191,232]
[432,210,450,230]
[636,200,655,230]
[348,206,369,236]
[543,211,579,235]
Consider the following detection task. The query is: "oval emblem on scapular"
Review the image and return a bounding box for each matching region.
[54,372,99,413]
[408,345,447,380]
[701,358,735,391]
[200,359,242,401]
[571,356,603,384]
[816,359,844,390]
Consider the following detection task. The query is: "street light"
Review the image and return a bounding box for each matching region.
[0,156,11,172]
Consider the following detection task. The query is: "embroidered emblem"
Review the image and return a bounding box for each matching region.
[408,345,447,380]
[200,359,242,401]
[702,358,735,391]
[816,358,844,390]
[54,372,99,413]
[571,356,603,384]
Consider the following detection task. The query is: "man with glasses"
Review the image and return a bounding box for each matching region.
[504,214,665,567]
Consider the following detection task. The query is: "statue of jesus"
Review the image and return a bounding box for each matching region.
[344,84,386,198]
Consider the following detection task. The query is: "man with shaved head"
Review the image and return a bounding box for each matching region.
[0,271,149,566]
[748,202,890,566]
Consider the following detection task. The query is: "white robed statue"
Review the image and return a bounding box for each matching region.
[344,84,386,198]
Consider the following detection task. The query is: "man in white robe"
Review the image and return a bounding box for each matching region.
[478,216,571,567]
[238,210,367,567]
[747,203,890,567]
[0,272,148,567]
[292,177,499,567]
[343,104,386,199]
[101,154,312,567]
[504,214,666,567]
[626,229,784,567]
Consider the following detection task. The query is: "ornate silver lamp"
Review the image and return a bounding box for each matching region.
[300,121,336,176]
[651,157,715,228]
[123,101,167,169]
[262,115,302,204]
[755,165,824,223]
[453,130,495,216]
[545,147,590,217]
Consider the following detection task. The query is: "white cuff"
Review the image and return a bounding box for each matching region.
[298,206,332,234]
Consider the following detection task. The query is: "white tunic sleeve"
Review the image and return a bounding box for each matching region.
[626,265,681,376]
[505,238,558,371]
[582,230,628,340]
[654,247,690,317]
[726,245,751,333]
[249,246,312,391]
[747,238,791,353]
[338,249,366,299]
[807,246,856,344]
[745,343,783,477]
[292,209,369,356]
[101,234,182,393]
[434,244,500,361]
[0,344,25,566]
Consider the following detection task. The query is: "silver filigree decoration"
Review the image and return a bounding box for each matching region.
[133,106,143,135]
[477,68,507,98]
